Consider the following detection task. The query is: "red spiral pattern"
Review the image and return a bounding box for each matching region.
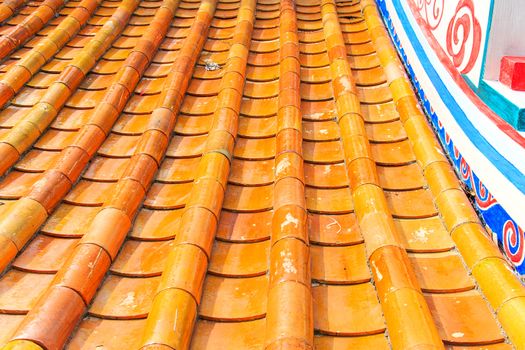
[503,220,525,265]
[446,0,481,74]
[424,0,444,30]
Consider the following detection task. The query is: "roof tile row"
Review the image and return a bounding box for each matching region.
[0,0,26,22]
[265,0,312,348]
[141,0,254,348]
[322,0,443,348]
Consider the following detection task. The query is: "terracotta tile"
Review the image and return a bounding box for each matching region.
[80,73,114,90]
[13,235,78,273]
[244,80,278,98]
[193,65,224,80]
[240,96,278,117]
[66,89,106,109]
[83,156,129,181]
[34,129,77,151]
[301,66,331,84]
[234,137,276,160]
[89,275,160,319]
[157,157,200,183]
[68,318,146,350]
[385,189,438,219]
[445,344,512,350]
[311,244,370,284]
[361,101,400,123]
[265,281,313,348]
[42,203,99,237]
[229,158,274,186]
[144,182,192,209]
[52,107,93,130]
[0,171,41,199]
[0,106,31,127]
[191,319,265,350]
[252,26,278,41]
[247,51,279,66]
[308,212,362,245]
[301,82,332,101]
[313,284,385,335]
[304,162,349,188]
[237,115,276,138]
[223,184,273,212]
[200,275,268,321]
[365,120,407,143]
[303,120,340,141]
[64,180,115,206]
[209,240,269,277]
[394,217,454,252]
[98,134,140,158]
[0,270,53,313]
[166,134,207,158]
[0,0,513,347]
[136,77,167,95]
[425,291,505,345]
[11,87,45,107]
[10,286,86,349]
[180,95,217,115]
[129,208,182,240]
[112,113,149,135]
[306,187,353,214]
[216,210,272,242]
[409,252,474,293]
[353,66,387,86]
[110,240,173,277]
[371,140,416,165]
[298,30,325,43]
[174,114,213,135]
[0,314,25,345]
[246,65,279,81]
[377,163,425,191]
[92,59,122,74]
[187,78,220,96]
[303,140,344,164]
[300,52,329,68]
[314,334,390,350]
[14,150,60,172]
[144,62,172,78]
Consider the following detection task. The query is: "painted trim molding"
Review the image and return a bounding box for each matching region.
[376,0,525,273]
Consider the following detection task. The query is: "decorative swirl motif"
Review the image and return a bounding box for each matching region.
[475,180,497,210]
[424,0,444,30]
[381,0,525,273]
[446,0,481,74]
[415,0,443,29]
[503,220,525,265]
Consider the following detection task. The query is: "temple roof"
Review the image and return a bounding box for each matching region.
[0,0,522,348]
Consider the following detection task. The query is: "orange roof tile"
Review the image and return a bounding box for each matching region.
[0,0,523,348]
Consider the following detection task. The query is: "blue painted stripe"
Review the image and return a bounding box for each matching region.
[389,0,525,192]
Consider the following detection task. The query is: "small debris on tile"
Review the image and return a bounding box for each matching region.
[204,59,221,71]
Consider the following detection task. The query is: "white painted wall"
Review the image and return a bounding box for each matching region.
[484,0,525,81]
